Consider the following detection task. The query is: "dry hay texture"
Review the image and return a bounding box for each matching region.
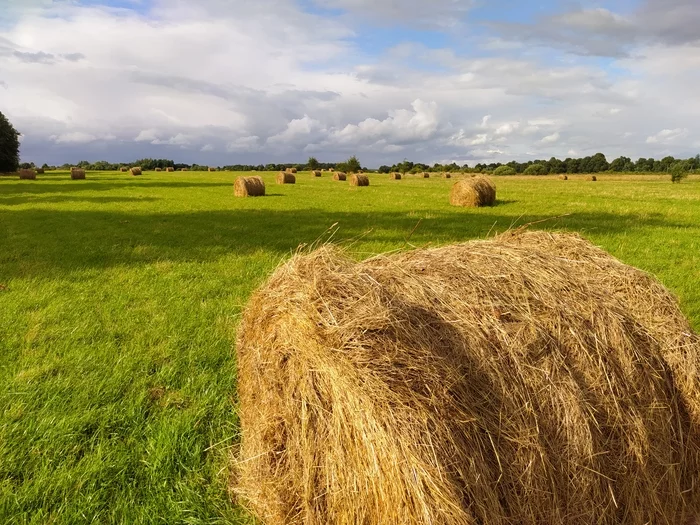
[560,175,569,180]
[423,172,430,178]
[18,169,36,180]
[120,167,128,172]
[443,172,452,179]
[450,176,496,207]
[587,175,598,181]
[70,168,86,180]
[349,173,369,187]
[235,176,265,197]
[155,167,162,172]
[286,168,298,174]
[390,172,402,180]
[166,167,175,172]
[312,170,322,177]
[277,172,296,185]
[234,231,700,525]
[130,167,142,176]
[333,172,347,181]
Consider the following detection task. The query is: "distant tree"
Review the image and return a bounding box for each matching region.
[670,161,689,183]
[493,165,516,176]
[378,165,391,174]
[523,163,548,175]
[307,157,320,170]
[0,111,20,173]
[609,156,631,172]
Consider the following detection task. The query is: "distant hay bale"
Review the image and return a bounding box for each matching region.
[389,172,402,180]
[286,168,298,174]
[209,167,217,172]
[36,168,45,174]
[18,169,36,180]
[586,175,597,181]
[312,170,322,177]
[155,167,162,172]
[130,167,142,176]
[277,172,296,184]
[235,230,700,525]
[329,168,335,172]
[235,176,265,197]
[181,168,189,172]
[333,172,347,181]
[443,172,452,179]
[559,174,569,180]
[349,173,369,186]
[423,172,430,178]
[166,167,175,172]
[120,167,128,172]
[70,168,86,180]
[450,176,496,207]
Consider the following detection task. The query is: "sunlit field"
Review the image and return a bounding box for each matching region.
[1,170,699,523]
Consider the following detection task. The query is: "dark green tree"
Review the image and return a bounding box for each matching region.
[0,111,21,173]
[307,157,320,170]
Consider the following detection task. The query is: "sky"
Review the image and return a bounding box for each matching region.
[1,0,699,167]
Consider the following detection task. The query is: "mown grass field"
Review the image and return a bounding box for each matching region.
[1,170,699,524]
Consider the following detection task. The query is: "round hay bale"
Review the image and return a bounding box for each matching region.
[586,175,597,181]
[277,172,296,185]
[130,167,142,176]
[312,170,322,177]
[120,167,128,172]
[286,167,297,174]
[181,168,189,172]
[329,168,335,172]
[36,168,45,174]
[166,167,175,172]
[443,172,452,179]
[70,168,86,180]
[450,176,496,207]
[349,174,369,187]
[389,172,402,180]
[333,172,347,181]
[235,176,265,197]
[18,169,36,180]
[559,174,569,180]
[209,167,217,172]
[155,167,162,172]
[235,230,700,525]
[423,172,430,178]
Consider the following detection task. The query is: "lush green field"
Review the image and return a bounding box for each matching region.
[1,170,699,524]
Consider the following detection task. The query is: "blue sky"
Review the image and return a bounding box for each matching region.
[1,0,698,166]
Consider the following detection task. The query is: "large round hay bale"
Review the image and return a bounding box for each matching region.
[70,168,86,180]
[166,167,175,172]
[423,172,430,178]
[389,172,402,180]
[235,176,265,197]
[181,168,189,172]
[35,168,45,174]
[559,174,569,180]
[450,176,496,207]
[155,167,162,172]
[235,230,700,525]
[329,168,335,172]
[349,173,369,187]
[130,167,142,176]
[286,167,298,174]
[120,167,128,172]
[18,169,36,180]
[312,170,322,177]
[333,172,347,181]
[209,167,217,172]
[277,172,296,184]
[443,172,452,179]
[586,175,597,181]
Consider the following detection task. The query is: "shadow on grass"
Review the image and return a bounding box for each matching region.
[0,207,689,279]
[0,180,231,197]
[0,196,161,206]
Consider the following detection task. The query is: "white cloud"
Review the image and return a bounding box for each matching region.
[50,132,97,144]
[541,132,561,144]
[200,144,214,152]
[646,128,688,144]
[495,122,519,135]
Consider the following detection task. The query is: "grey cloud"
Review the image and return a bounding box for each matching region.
[0,80,7,89]
[61,52,85,62]
[13,50,56,64]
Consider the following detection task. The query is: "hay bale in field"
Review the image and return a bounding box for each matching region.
[120,167,128,172]
[277,172,296,185]
[586,175,597,181]
[130,167,142,176]
[349,173,369,186]
[209,167,217,172]
[333,172,347,181]
[285,167,298,174]
[18,169,36,180]
[181,168,189,172]
[235,230,700,525]
[235,176,265,197]
[329,168,335,172]
[389,172,402,180]
[559,174,569,180]
[312,170,322,177]
[155,167,162,172]
[70,168,86,180]
[36,168,45,174]
[450,176,496,207]
[443,172,452,179]
[422,172,430,178]
[166,167,175,172]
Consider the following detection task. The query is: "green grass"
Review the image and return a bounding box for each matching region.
[1,170,699,524]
